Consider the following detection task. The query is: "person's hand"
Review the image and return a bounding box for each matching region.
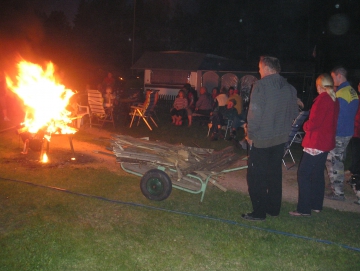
[246,138,253,147]
[245,134,252,147]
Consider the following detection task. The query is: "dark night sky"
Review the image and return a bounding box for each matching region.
[37,0,81,24]
[1,0,360,74]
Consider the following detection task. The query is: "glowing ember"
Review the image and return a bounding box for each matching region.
[6,60,77,137]
[41,152,48,163]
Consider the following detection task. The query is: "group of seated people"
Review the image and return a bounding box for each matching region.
[170,84,246,141]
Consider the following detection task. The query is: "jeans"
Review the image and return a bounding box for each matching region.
[349,137,360,174]
[297,151,328,214]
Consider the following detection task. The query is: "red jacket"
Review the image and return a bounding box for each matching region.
[302,92,339,152]
[354,95,360,138]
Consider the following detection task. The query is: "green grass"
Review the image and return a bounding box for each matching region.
[0,113,360,271]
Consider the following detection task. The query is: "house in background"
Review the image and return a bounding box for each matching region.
[131,51,258,97]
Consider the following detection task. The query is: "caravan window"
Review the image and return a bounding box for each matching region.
[151,70,189,85]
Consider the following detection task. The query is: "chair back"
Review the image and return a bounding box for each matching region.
[282,110,309,169]
[88,90,105,115]
[143,90,159,116]
[287,110,309,143]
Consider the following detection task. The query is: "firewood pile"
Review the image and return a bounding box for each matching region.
[111,134,241,176]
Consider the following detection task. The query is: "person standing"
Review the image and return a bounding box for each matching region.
[102,72,115,92]
[347,82,360,177]
[325,66,359,201]
[242,56,298,221]
[289,74,339,216]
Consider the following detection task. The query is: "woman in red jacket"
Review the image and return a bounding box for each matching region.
[290,74,339,216]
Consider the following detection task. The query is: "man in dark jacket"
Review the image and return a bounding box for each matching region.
[242,56,298,221]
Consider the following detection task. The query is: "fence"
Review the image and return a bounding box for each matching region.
[157,94,177,112]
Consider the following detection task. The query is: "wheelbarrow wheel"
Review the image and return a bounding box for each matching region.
[140,169,172,201]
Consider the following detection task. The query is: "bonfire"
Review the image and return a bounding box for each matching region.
[6,60,78,162]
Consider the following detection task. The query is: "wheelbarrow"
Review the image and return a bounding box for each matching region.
[111,135,248,202]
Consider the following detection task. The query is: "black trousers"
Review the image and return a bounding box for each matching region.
[247,143,285,218]
[349,137,360,174]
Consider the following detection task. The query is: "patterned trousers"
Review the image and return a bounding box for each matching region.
[325,136,352,196]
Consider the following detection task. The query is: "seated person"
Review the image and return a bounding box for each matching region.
[170,89,188,126]
[194,86,212,116]
[209,99,244,141]
[103,87,115,107]
[228,89,242,117]
[182,84,196,127]
[211,87,220,110]
[228,86,235,97]
[215,87,229,115]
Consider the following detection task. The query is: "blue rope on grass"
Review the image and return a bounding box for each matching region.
[1,176,359,253]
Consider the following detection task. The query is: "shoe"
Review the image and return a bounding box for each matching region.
[239,140,247,150]
[266,212,279,217]
[289,211,311,217]
[312,210,321,213]
[4,117,10,121]
[325,193,345,201]
[241,213,265,221]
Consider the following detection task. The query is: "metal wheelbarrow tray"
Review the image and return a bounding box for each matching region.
[111,135,248,202]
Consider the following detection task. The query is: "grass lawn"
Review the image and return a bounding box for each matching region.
[1,108,360,271]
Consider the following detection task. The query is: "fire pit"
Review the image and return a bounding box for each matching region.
[6,60,79,162]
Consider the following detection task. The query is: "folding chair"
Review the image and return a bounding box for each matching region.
[282,110,309,170]
[206,115,232,139]
[87,90,115,128]
[129,89,158,131]
[74,103,90,128]
[224,119,233,139]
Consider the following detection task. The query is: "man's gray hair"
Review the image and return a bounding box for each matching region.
[331,66,347,79]
[260,56,281,73]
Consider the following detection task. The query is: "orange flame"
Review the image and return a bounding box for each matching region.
[6,60,77,137]
[41,152,48,163]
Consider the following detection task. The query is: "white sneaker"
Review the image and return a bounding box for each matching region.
[4,117,10,121]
